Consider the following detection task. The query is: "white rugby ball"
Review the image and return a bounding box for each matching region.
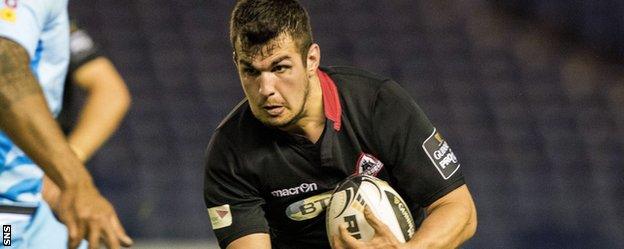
[326,175,416,244]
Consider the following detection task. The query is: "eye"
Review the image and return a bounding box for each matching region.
[272,65,290,73]
[242,67,260,77]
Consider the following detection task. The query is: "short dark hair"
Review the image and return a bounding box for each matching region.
[230,0,313,61]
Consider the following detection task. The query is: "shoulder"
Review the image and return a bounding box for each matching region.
[322,66,390,91]
[210,99,269,152]
[321,66,398,117]
[322,66,397,102]
[215,99,252,135]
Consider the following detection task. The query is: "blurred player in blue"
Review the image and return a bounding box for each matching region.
[0,1,133,249]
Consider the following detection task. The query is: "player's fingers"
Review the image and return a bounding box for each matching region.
[331,235,344,249]
[364,207,393,238]
[65,213,84,249]
[87,222,101,249]
[110,214,133,247]
[338,224,361,246]
[64,215,79,249]
[57,196,80,249]
[101,220,121,249]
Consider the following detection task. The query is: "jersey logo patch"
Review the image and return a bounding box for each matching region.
[355,153,383,176]
[0,0,17,23]
[207,204,232,229]
[422,128,460,179]
[285,191,332,221]
[0,7,16,23]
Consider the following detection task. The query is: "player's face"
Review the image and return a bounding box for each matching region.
[235,35,312,128]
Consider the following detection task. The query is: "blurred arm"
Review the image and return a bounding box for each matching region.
[43,56,130,210]
[407,185,477,249]
[0,38,91,190]
[226,233,271,249]
[1,39,132,248]
[67,56,131,161]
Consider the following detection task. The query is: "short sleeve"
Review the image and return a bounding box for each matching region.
[372,81,465,207]
[204,132,269,248]
[68,23,103,72]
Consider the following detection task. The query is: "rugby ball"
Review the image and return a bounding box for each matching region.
[326,175,415,244]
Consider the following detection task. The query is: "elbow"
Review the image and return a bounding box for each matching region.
[466,208,477,239]
[107,79,132,115]
[118,86,132,114]
[462,200,478,242]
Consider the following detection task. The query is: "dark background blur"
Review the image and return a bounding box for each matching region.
[69,0,624,248]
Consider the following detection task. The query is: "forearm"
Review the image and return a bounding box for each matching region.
[226,233,271,249]
[0,39,92,189]
[407,186,477,249]
[67,57,131,161]
[67,86,129,160]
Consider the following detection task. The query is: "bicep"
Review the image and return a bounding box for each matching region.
[425,184,478,241]
[71,57,128,94]
[425,185,476,218]
[226,233,271,249]
[0,38,40,111]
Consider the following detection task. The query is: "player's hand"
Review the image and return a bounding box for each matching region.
[331,207,406,249]
[56,183,133,249]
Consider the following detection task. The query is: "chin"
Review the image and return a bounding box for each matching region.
[258,116,293,128]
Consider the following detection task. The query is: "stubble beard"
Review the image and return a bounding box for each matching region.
[260,77,311,129]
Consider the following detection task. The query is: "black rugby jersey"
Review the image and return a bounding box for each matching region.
[204,66,465,249]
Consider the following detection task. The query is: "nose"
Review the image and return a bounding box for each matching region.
[258,72,277,97]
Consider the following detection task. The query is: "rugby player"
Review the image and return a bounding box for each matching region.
[0,1,132,248]
[204,0,477,248]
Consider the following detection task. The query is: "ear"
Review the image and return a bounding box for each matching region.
[306,43,321,75]
[232,51,238,66]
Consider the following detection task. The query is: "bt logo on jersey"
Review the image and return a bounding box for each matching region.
[3,225,10,246]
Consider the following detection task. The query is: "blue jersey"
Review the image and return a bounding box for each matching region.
[0,0,69,206]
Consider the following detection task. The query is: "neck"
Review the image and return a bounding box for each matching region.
[280,72,325,143]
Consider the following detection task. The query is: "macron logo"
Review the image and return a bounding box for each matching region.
[271,183,318,197]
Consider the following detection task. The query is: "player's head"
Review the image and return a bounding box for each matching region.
[230,0,320,128]
[230,0,313,63]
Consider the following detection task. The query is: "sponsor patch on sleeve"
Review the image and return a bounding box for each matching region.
[422,128,460,180]
[207,204,232,229]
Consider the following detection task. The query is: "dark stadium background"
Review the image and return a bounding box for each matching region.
[69,0,624,248]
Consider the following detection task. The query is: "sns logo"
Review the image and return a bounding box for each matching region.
[3,225,10,246]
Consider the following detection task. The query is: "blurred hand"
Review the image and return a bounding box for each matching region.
[42,144,84,213]
[56,183,133,249]
[332,207,406,249]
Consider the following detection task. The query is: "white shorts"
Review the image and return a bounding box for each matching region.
[0,202,87,249]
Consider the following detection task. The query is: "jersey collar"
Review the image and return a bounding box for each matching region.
[317,69,342,131]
